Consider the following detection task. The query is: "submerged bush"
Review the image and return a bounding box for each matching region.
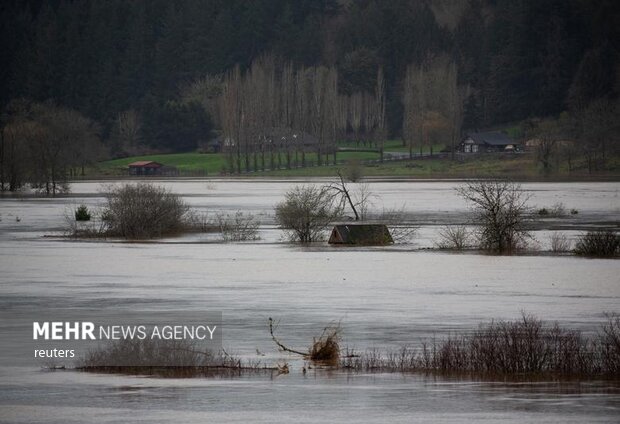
[217,211,260,241]
[74,205,91,221]
[342,314,620,378]
[538,202,568,217]
[456,180,533,253]
[436,225,471,250]
[268,318,341,365]
[275,185,341,242]
[574,230,619,257]
[549,232,571,252]
[77,338,273,377]
[100,183,190,239]
[309,324,341,364]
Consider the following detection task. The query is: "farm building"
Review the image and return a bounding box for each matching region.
[127,161,178,176]
[459,132,521,153]
[328,224,393,245]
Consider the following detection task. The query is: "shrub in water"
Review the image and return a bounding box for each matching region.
[549,232,571,252]
[436,225,471,250]
[217,211,260,241]
[574,230,619,257]
[101,183,190,239]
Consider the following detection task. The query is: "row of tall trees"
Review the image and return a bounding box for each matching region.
[215,57,385,173]
[402,56,468,158]
[529,99,620,175]
[0,100,104,194]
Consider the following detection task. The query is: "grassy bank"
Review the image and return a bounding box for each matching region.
[94,149,619,180]
[98,150,382,176]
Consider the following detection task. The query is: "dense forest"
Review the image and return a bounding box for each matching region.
[0,0,619,185]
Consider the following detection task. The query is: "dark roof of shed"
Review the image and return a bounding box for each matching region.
[329,224,393,245]
[465,132,514,146]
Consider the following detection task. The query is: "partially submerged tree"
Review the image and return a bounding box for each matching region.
[274,185,341,242]
[325,170,364,221]
[456,180,532,252]
[574,230,619,257]
[101,183,191,239]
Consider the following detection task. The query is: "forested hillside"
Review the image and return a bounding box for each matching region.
[1,0,618,158]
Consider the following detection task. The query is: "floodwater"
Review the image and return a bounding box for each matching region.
[0,179,619,423]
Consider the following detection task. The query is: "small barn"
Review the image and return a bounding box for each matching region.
[126,161,180,176]
[460,132,520,153]
[128,161,163,176]
[328,224,393,245]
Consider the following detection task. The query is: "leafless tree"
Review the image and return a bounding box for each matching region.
[325,170,363,220]
[275,185,342,242]
[530,119,565,175]
[456,180,533,253]
[349,92,363,147]
[444,62,468,159]
[114,109,142,155]
[374,67,387,161]
[403,64,425,158]
[101,183,190,239]
[436,225,471,249]
[1,115,31,191]
[3,100,102,195]
[404,57,465,158]
[220,66,243,173]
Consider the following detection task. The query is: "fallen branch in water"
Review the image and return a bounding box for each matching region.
[268,317,308,356]
[268,317,343,364]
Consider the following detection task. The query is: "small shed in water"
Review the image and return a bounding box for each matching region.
[328,224,393,245]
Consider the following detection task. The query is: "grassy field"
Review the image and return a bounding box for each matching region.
[101,152,228,174]
[98,150,382,175]
[95,148,618,180]
[338,139,445,154]
[262,154,539,178]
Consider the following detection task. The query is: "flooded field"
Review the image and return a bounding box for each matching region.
[1,179,619,423]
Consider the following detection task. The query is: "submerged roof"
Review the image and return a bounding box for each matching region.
[465,132,514,146]
[329,224,393,245]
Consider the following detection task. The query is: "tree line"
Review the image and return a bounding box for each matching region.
[215,56,385,172]
[0,99,104,194]
[0,0,618,177]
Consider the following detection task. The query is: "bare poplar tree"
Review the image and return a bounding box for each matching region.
[219,66,244,173]
[374,67,387,162]
[443,62,468,159]
[294,68,310,168]
[403,64,425,159]
[349,93,363,147]
[115,109,142,155]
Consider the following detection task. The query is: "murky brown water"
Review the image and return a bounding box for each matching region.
[1,179,619,423]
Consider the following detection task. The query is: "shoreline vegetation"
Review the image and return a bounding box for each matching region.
[69,314,620,381]
[64,183,258,241]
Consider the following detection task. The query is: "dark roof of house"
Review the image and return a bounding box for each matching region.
[128,161,163,168]
[465,132,514,146]
[329,224,393,245]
